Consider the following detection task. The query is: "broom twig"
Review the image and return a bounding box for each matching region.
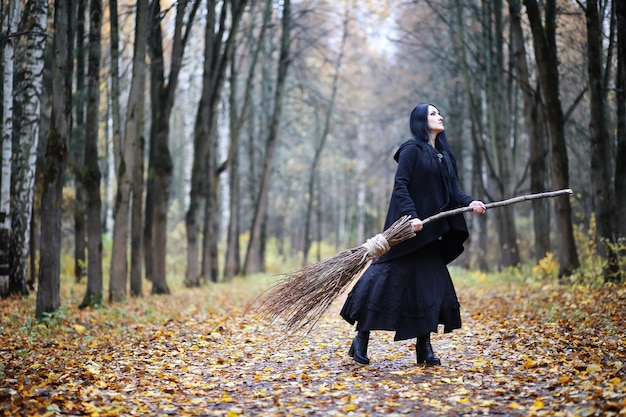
[251,188,573,334]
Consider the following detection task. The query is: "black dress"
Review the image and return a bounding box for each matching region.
[340,138,473,341]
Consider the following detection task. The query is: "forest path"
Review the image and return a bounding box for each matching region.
[1,278,625,416]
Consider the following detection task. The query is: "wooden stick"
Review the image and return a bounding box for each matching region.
[422,188,573,225]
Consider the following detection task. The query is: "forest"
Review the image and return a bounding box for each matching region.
[1,0,625,415]
[1,0,624,314]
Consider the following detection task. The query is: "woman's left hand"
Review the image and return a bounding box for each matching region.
[469,200,486,214]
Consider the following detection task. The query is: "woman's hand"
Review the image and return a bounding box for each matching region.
[469,200,486,214]
[411,218,424,232]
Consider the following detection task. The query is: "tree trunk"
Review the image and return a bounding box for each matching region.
[223,138,241,279]
[616,0,626,240]
[10,0,48,295]
[146,0,199,293]
[108,0,122,228]
[72,0,87,283]
[80,0,104,308]
[184,2,217,287]
[223,0,271,280]
[585,0,619,282]
[509,0,550,261]
[130,134,145,296]
[1,0,22,296]
[185,0,248,285]
[109,0,149,302]
[454,0,488,270]
[523,0,579,276]
[244,0,292,275]
[484,0,520,268]
[36,0,75,319]
[201,150,218,283]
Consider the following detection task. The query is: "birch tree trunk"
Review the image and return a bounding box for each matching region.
[36,0,75,319]
[9,0,48,296]
[80,0,104,307]
[244,0,292,275]
[523,0,579,276]
[0,0,22,296]
[109,0,149,302]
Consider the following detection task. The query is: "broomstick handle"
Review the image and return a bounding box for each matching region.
[421,188,573,225]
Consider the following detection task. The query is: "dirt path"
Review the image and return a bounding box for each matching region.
[1,282,625,416]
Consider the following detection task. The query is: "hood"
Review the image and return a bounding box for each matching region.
[393,139,423,162]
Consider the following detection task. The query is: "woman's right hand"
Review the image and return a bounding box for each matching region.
[411,218,423,232]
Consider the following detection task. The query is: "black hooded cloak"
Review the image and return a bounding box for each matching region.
[340,138,474,341]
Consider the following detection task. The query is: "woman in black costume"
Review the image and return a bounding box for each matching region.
[340,104,486,366]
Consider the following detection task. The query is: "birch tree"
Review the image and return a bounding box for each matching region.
[10,0,48,295]
[0,0,22,295]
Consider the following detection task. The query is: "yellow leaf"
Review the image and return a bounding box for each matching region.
[219,393,234,403]
[531,399,545,410]
[72,324,86,333]
[522,358,536,369]
[343,404,356,412]
[558,375,570,384]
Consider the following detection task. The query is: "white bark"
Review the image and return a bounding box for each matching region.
[10,0,49,293]
[1,0,23,294]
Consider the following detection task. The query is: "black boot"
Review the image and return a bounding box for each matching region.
[348,331,370,364]
[416,334,441,366]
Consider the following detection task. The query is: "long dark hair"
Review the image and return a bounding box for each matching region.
[409,103,458,167]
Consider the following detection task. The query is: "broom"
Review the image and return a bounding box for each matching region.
[251,188,573,334]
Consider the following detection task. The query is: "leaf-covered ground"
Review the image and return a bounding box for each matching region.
[1,275,625,416]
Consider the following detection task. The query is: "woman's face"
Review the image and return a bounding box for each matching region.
[427,105,444,134]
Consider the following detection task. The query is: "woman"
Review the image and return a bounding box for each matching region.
[340,103,486,366]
